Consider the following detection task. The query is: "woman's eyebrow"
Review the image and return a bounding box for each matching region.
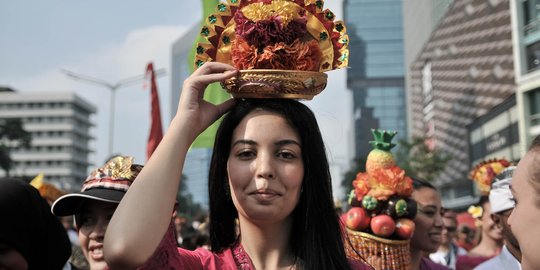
[232,139,257,147]
[275,139,301,147]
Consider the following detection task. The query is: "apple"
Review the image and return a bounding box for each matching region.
[395,218,415,239]
[345,207,371,231]
[370,214,396,237]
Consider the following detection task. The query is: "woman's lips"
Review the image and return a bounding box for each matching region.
[89,244,104,260]
[429,232,442,243]
[250,189,281,201]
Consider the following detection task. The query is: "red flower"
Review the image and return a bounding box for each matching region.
[231,38,259,70]
[234,10,307,51]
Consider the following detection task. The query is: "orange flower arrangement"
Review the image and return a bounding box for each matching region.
[353,165,413,201]
[232,38,321,70]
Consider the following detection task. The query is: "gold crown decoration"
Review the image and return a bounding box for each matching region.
[194,0,349,100]
[469,158,511,195]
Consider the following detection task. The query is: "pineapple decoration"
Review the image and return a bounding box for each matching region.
[344,129,417,240]
[366,129,397,174]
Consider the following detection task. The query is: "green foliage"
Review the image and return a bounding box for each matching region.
[369,129,397,151]
[0,118,32,177]
[395,136,451,182]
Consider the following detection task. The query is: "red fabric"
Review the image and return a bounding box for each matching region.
[139,222,371,269]
[456,254,493,270]
[145,62,163,160]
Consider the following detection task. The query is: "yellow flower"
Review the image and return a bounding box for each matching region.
[468,205,483,219]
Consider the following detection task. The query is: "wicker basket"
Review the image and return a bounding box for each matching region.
[345,229,411,270]
[221,69,327,100]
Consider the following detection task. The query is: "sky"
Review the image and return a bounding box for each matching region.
[1,0,353,191]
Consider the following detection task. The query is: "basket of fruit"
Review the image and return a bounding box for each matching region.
[343,129,416,270]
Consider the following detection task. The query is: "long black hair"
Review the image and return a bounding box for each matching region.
[208,99,352,269]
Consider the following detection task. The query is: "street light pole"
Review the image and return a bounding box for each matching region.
[61,68,166,157]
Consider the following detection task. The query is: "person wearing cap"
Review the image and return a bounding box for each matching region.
[474,166,521,270]
[0,179,71,270]
[52,156,143,270]
[508,135,540,270]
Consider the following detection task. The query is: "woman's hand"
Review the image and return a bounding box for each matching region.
[176,62,238,142]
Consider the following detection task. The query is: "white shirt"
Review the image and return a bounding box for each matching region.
[430,243,467,270]
[474,245,521,270]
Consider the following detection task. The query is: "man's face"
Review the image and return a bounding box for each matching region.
[441,217,457,246]
[492,209,520,250]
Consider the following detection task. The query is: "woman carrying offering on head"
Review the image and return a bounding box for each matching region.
[104,61,370,269]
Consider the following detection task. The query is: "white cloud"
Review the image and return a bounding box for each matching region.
[11,25,187,166]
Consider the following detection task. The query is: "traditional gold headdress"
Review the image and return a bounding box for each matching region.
[194,0,349,99]
[469,158,511,196]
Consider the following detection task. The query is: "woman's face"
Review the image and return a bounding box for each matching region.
[480,201,503,241]
[0,242,28,270]
[227,110,304,225]
[411,187,443,253]
[77,200,117,270]
[508,152,540,270]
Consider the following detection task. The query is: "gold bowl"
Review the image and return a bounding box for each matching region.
[221,69,328,100]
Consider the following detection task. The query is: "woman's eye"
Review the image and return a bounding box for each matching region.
[80,216,93,225]
[277,151,295,160]
[510,197,518,205]
[237,150,255,159]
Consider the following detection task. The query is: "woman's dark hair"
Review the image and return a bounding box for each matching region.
[208,99,352,270]
[411,176,436,190]
[0,179,71,269]
[477,195,489,208]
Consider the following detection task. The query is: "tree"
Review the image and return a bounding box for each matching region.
[176,174,207,219]
[0,118,32,177]
[394,136,451,182]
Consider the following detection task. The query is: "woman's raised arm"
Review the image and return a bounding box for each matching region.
[104,62,237,269]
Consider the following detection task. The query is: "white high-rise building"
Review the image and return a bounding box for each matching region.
[0,87,96,191]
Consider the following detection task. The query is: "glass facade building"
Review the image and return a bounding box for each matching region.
[344,0,407,158]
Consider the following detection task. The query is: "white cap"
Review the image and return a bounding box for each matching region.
[489,166,515,214]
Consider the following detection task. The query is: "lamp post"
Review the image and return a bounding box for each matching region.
[61,68,165,157]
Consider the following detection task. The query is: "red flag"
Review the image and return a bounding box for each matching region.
[145,62,163,160]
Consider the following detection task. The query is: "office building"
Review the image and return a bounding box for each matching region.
[344,0,408,158]
[0,87,96,190]
[511,0,540,152]
[403,0,453,137]
[409,0,515,208]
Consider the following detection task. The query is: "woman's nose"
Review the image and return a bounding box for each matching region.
[89,218,108,239]
[256,153,275,179]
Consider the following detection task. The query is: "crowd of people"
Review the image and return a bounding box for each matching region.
[3,64,540,270]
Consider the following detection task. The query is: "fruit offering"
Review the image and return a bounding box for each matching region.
[345,129,417,240]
